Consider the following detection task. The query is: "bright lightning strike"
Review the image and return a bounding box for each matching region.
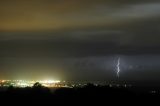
[116,57,121,78]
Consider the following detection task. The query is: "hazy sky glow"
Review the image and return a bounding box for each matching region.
[0,0,160,82]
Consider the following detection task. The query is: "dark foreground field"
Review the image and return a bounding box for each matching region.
[0,84,160,104]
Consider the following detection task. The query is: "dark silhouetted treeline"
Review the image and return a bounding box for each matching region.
[0,83,159,104]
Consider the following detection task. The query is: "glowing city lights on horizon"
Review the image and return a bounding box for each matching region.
[0,79,61,88]
[39,80,60,84]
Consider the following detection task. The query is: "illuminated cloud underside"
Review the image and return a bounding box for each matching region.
[0,0,160,31]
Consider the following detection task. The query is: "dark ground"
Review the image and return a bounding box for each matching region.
[0,83,160,104]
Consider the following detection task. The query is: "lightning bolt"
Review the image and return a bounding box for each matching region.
[117,57,121,78]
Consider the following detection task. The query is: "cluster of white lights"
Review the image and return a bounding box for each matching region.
[39,80,60,84]
[0,80,61,87]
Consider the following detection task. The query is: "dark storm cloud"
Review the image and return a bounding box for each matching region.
[0,0,160,31]
[0,0,160,48]
[1,0,160,81]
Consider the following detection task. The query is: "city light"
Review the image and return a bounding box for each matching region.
[39,80,60,84]
[0,80,61,88]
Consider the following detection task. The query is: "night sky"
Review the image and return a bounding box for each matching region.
[0,0,160,82]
